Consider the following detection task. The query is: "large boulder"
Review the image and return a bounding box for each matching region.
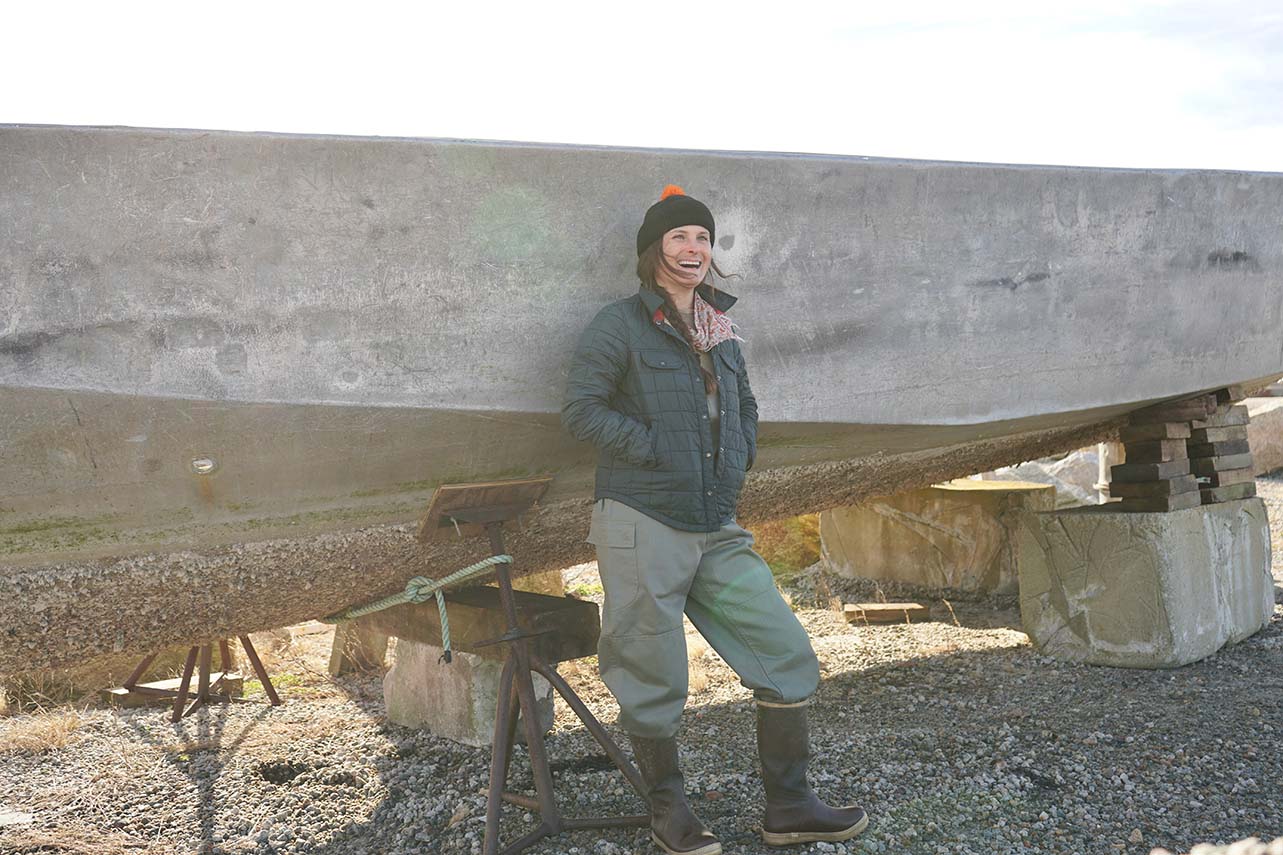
[1247,397,1283,475]
[1016,498,1274,667]
[820,479,1055,594]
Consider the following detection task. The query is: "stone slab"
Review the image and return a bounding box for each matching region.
[821,479,1055,594]
[1016,499,1274,667]
[383,639,553,747]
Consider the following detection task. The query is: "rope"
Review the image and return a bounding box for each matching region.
[320,554,513,663]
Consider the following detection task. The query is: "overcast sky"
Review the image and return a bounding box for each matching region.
[7,1,1282,172]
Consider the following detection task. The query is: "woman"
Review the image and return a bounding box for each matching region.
[562,186,867,854]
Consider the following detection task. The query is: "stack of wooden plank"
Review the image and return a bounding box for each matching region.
[1110,397,1205,512]
[1189,386,1256,505]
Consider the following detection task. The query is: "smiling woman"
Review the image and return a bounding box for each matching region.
[560,185,868,854]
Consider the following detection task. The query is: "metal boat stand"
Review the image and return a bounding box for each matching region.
[120,635,283,721]
[422,479,649,855]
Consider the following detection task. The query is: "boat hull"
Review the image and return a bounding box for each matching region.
[3,124,1282,672]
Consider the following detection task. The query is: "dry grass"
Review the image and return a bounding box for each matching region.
[753,513,821,581]
[0,823,159,854]
[0,708,87,755]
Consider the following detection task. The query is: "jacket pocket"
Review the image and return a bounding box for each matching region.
[640,350,681,371]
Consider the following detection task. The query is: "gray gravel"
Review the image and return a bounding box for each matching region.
[3,478,1283,855]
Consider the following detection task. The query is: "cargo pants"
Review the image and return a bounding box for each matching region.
[588,498,820,739]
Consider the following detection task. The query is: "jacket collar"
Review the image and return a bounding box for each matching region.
[638,283,739,315]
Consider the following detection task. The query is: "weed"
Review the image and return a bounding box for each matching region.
[0,708,86,755]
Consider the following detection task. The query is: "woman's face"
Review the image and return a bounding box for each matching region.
[654,225,712,293]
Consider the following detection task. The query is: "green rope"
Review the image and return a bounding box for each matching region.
[321,554,513,663]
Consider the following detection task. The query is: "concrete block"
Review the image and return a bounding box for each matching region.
[1247,398,1283,475]
[821,479,1055,594]
[1016,498,1273,668]
[383,640,554,747]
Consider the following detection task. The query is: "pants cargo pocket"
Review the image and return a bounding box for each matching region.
[587,511,641,626]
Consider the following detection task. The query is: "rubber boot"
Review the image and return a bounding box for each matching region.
[629,735,723,855]
[756,701,869,847]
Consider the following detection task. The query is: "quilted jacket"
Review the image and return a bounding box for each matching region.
[562,283,758,532]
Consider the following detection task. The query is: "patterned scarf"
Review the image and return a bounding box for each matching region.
[688,293,745,352]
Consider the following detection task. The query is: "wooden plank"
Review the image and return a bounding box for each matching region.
[1119,422,1191,442]
[1129,395,1216,425]
[1187,439,1251,459]
[1200,482,1258,504]
[1110,459,1191,482]
[1189,425,1249,444]
[1115,491,1203,513]
[1191,405,1250,429]
[1214,385,1246,405]
[354,585,600,663]
[1121,439,1188,463]
[1108,475,1198,498]
[1200,468,1255,488]
[843,602,930,624]
[1190,453,1255,475]
[417,476,554,543]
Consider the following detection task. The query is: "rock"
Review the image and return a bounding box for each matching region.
[1247,397,1283,475]
[382,639,554,747]
[821,479,1055,594]
[1016,498,1273,667]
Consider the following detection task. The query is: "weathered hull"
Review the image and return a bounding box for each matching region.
[2,124,1282,673]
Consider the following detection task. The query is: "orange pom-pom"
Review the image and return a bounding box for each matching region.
[659,184,686,200]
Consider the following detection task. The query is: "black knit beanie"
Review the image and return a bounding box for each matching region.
[636,185,716,256]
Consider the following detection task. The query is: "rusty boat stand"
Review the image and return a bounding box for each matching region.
[120,635,283,722]
[428,481,649,855]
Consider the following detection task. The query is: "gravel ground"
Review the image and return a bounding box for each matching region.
[3,479,1282,855]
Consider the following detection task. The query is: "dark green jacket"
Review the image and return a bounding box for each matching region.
[562,284,758,532]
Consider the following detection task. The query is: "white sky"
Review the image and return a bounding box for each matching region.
[7,0,1283,172]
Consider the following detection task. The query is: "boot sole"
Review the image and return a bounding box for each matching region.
[760,812,869,846]
[650,832,723,855]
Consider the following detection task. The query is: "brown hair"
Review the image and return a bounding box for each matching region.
[636,240,737,394]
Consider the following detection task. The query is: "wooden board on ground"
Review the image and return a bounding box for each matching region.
[354,585,600,663]
[417,476,554,543]
[843,602,930,624]
[100,673,243,708]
